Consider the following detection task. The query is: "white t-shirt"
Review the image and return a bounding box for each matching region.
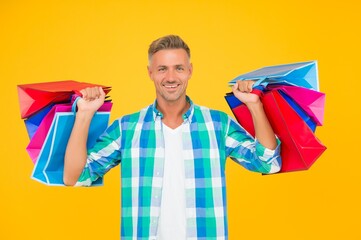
[157,124,187,240]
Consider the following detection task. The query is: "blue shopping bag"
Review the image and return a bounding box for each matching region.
[229,61,319,91]
[31,98,110,186]
[24,104,54,139]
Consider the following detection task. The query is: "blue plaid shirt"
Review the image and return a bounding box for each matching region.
[76,97,281,239]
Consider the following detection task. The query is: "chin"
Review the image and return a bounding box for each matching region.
[162,94,183,102]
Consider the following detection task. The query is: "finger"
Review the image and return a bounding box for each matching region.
[85,87,94,101]
[80,89,87,100]
[236,80,243,92]
[232,82,239,93]
[241,80,252,93]
[87,87,97,101]
[238,80,249,92]
[94,87,103,99]
[99,87,106,99]
[246,80,253,93]
[86,87,100,101]
[91,87,99,100]
[83,88,93,101]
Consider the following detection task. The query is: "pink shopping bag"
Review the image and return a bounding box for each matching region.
[267,85,325,126]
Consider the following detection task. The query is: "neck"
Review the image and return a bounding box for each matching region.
[156,96,189,129]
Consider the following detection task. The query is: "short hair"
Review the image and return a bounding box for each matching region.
[148,35,191,61]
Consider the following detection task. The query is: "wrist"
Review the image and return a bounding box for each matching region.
[76,110,96,121]
[246,101,264,114]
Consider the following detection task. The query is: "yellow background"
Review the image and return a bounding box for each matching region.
[1,0,360,239]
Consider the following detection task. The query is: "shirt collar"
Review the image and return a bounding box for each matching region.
[152,96,194,123]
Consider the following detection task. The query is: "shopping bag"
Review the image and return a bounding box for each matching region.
[24,104,54,139]
[17,80,111,119]
[27,101,112,164]
[267,85,325,126]
[226,90,326,172]
[228,61,319,91]
[225,90,318,132]
[31,98,111,186]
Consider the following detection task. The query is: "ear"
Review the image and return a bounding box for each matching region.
[147,65,153,80]
[189,63,193,77]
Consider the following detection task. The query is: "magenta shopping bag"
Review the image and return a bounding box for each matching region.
[267,85,325,126]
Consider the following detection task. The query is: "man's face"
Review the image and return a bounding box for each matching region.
[148,48,192,103]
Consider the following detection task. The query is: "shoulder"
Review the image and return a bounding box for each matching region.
[193,103,230,119]
[192,103,231,123]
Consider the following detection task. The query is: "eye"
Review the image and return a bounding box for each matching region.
[158,67,166,72]
[176,66,184,72]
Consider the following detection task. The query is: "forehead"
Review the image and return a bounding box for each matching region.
[150,49,190,66]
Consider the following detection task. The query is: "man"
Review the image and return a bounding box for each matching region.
[64,35,281,239]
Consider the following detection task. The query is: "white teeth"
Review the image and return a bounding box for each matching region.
[164,85,177,88]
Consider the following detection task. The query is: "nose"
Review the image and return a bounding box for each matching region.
[165,69,176,81]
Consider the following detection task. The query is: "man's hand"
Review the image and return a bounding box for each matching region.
[231,80,260,106]
[78,87,106,114]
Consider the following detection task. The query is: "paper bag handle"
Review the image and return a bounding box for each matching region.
[72,97,81,113]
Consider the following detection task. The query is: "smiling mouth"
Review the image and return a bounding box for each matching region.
[163,84,180,89]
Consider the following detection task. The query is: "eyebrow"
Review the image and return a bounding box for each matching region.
[157,64,185,68]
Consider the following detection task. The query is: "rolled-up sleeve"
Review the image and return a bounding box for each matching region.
[225,116,282,174]
[76,119,122,186]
